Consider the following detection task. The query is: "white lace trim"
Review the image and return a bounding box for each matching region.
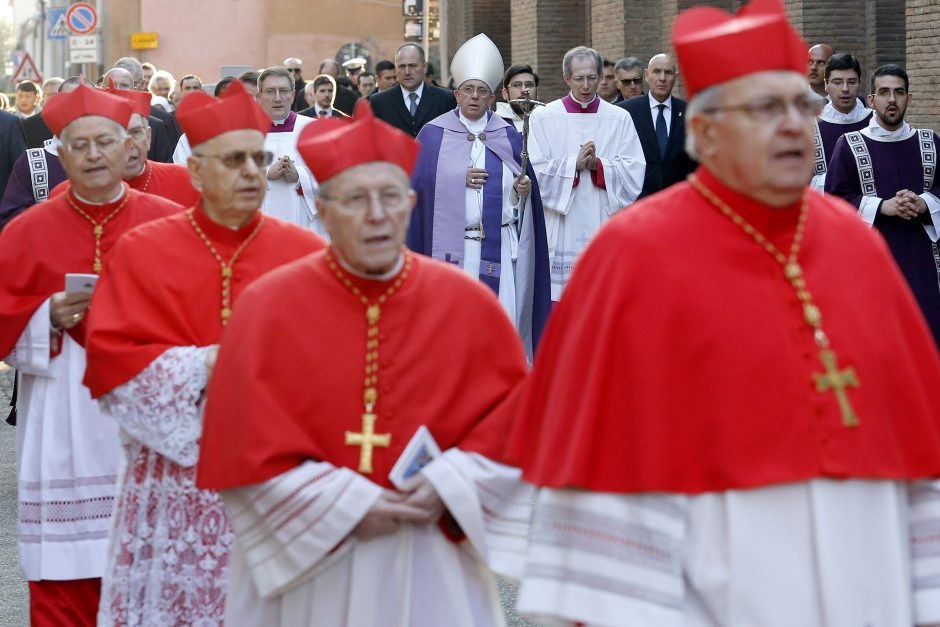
[100,346,209,467]
[98,346,232,626]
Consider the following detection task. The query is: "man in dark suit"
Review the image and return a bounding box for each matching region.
[618,53,695,198]
[369,43,457,138]
[297,75,351,119]
[317,58,359,116]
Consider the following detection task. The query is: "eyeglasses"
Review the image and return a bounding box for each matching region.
[321,187,409,213]
[64,134,125,156]
[827,78,859,88]
[260,88,294,99]
[194,150,274,169]
[619,77,643,85]
[508,81,536,90]
[702,96,821,122]
[872,87,907,98]
[459,86,491,97]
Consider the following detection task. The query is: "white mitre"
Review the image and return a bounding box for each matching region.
[450,33,504,91]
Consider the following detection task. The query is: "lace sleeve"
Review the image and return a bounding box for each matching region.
[99,345,210,467]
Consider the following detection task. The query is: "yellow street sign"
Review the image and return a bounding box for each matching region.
[131,32,158,49]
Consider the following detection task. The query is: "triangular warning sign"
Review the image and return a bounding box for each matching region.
[50,14,70,37]
[12,53,42,84]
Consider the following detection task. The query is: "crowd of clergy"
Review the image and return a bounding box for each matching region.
[2,0,940,625]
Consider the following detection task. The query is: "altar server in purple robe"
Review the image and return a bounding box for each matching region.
[408,34,551,359]
[826,64,940,346]
[809,53,871,191]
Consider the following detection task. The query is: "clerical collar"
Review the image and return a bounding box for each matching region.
[269,111,297,133]
[862,116,915,142]
[695,167,801,246]
[73,184,127,206]
[562,93,599,113]
[192,203,263,246]
[458,109,488,134]
[819,100,869,124]
[337,253,405,281]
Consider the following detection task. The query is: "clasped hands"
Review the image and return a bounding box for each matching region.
[267,155,299,183]
[576,140,598,172]
[353,474,446,540]
[881,189,928,220]
[466,167,532,197]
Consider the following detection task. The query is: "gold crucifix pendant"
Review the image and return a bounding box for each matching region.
[812,349,861,427]
[345,412,392,473]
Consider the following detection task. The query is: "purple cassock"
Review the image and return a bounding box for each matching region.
[814,112,872,176]
[408,109,551,356]
[826,124,940,346]
[0,144,67,233]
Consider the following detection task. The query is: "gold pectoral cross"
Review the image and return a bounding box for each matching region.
[345,412,391,473]
[812,349,860,427]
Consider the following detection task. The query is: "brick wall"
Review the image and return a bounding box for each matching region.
[449,0,938,126]
[906,0,940,132]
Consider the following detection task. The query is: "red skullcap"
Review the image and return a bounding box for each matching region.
[176,80,270,148]
[103,78,152,118]
[296,99,419,183]
[673,0,808,100]
[41,82,134,136]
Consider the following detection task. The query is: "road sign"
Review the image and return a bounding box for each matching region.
[69,34,99,64]
[131,32,159,50]
[66,2,98,35]
[47,8,69,39]
[11,53,42,84]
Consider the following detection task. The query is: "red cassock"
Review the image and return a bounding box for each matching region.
[196,251,529,491]
[0,186,181,356]
[508,167,940,494]
[83,206,325,397]
[51,160,201,208]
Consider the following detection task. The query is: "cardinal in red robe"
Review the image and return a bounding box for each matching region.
[0,83,181,626]
[195,101,534,627]
[508,2,940,626]
[82,80,325,626]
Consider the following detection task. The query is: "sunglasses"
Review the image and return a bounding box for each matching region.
[195,150,274,169]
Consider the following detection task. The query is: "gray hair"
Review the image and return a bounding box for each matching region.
[113,57,144,85]
[60,75,95,92]
[684,84,723,161]
[563,46,603,77]
[148,70,175,92]
[614,56,643,74]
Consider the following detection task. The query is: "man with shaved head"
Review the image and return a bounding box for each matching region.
[618,52,695,197]
[807,43,833,99]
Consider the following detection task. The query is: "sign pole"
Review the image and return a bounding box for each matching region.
[422,1,430,62]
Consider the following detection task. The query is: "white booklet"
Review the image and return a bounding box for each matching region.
[388,425,441,490]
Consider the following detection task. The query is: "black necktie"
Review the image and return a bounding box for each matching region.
[655,104,668,156]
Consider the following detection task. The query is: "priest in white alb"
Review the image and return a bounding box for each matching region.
[509,1,940,626]
[196,101,533,626]
[527,45,645,300]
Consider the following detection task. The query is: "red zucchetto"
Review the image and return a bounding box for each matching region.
[103,78,152,118]
[175,80,270,148]
[41,82,134,136]
[296,99,419,182]
[673,0,808,99]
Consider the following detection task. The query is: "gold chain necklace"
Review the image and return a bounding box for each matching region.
[688,174,861,427]
[67,189,130,273]
[136,162,154,193]
[327,248,412,473]
[186,208,265,325]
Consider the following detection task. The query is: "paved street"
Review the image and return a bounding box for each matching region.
[0,362,535,626]
[0,363,28,626]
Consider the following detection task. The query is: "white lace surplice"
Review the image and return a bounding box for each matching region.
[97,346,233,627]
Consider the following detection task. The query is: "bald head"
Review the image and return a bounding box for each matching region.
[807,44,833,95]
[319,59,339,78]
[104,67,135,90]
[645,53,678,103]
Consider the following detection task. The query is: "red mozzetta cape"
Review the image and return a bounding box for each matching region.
[196,251,529,491]
[51,160,201,208]
[0,186,181,357]
[83,206,325,397]
[508,168,940,494]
